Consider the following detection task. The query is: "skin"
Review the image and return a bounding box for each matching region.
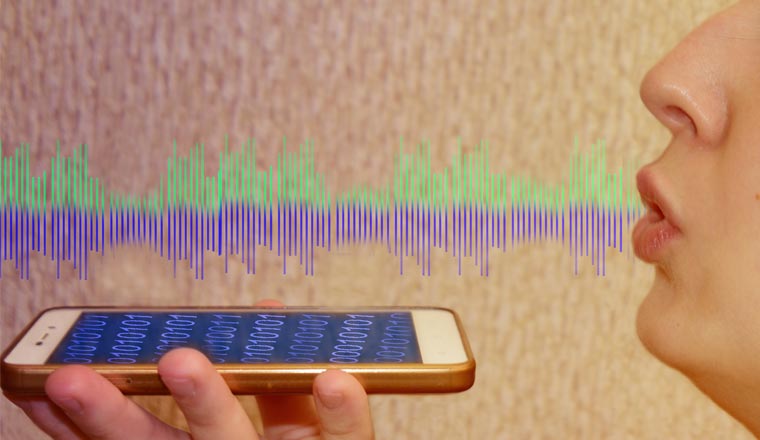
[635,0,760,435]
[7,300,375,439]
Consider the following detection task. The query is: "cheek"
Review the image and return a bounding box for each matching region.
[714,174,760,274]
[679,161,759,283]
[717,130,760,243]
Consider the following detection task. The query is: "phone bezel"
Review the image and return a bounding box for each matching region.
[1,306,476,396]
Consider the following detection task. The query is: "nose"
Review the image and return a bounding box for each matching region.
[639,19,729,146]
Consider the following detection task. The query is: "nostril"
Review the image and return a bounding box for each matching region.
[662,105,697,135]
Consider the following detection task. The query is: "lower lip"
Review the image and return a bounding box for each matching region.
[632,213,680,263]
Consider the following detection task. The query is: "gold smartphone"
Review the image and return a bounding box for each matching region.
[1,306,475,396]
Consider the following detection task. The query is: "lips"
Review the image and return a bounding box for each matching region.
[632,171,681,263]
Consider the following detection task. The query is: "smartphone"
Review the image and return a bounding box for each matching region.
[1,306,475,396]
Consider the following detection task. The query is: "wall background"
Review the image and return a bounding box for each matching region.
[0,0,748,438]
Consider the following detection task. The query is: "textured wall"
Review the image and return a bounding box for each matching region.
[0,0,749,438]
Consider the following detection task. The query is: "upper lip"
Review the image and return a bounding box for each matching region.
[636,169,681,231]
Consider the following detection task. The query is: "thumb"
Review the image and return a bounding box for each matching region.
[313,370,375,440]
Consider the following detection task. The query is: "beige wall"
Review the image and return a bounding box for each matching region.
[0,0,749,438]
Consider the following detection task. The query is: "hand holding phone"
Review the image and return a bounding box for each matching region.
[4,301,376,440]
[2,305,475,395]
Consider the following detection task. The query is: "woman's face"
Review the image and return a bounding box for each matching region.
[635,0,760,424]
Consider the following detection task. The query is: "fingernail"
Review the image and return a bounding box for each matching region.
[317,389,344,410]
[52,397,84,415]
[162,376,196,398]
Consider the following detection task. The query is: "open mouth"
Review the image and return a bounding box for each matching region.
[632,172,681,263]
[645,199,665,222]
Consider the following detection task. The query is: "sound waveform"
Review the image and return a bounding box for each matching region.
[0,138,642,280]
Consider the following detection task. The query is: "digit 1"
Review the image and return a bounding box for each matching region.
[257,314,286,319]
[213,314,242,320]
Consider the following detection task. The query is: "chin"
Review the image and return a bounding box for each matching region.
[636,266,760,434]
[635,268,700,376]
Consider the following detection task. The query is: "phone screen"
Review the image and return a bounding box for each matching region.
[47,311,422,365]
